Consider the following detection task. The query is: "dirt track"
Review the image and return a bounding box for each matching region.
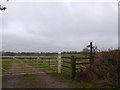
[2,60,70,88]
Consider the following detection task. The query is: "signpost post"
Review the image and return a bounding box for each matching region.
[87,42,94,66]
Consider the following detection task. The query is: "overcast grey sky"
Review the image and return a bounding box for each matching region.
[0,1,118,52]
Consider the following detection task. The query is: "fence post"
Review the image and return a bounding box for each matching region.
[71,56,76,79]
[90,42,94,66]
[57,52,61,73]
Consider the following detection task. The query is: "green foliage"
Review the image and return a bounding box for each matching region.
[86,50,120,87]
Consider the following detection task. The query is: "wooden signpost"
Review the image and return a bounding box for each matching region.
[87,42,94,65]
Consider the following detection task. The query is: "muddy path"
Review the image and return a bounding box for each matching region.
[2,59,70,88]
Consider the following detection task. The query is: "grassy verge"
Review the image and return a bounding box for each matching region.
[23,74,37,84]
[2,59,12,75]
[47,72,97,88]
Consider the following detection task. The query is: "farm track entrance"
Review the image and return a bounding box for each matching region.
[2,57,70,88]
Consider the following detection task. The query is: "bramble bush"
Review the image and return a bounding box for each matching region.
[90,50,119,86]
[76,50,120,87]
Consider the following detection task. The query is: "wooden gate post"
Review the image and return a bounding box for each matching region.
[71,56,76,79]
[57,52,61,73]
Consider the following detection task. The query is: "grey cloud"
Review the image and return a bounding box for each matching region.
[2,2,118,52]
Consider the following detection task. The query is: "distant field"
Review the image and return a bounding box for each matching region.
[62,53,89,57]
[2,53,89,57]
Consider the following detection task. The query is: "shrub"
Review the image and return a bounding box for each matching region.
[91,50,120,86]
[76,50,120,87]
